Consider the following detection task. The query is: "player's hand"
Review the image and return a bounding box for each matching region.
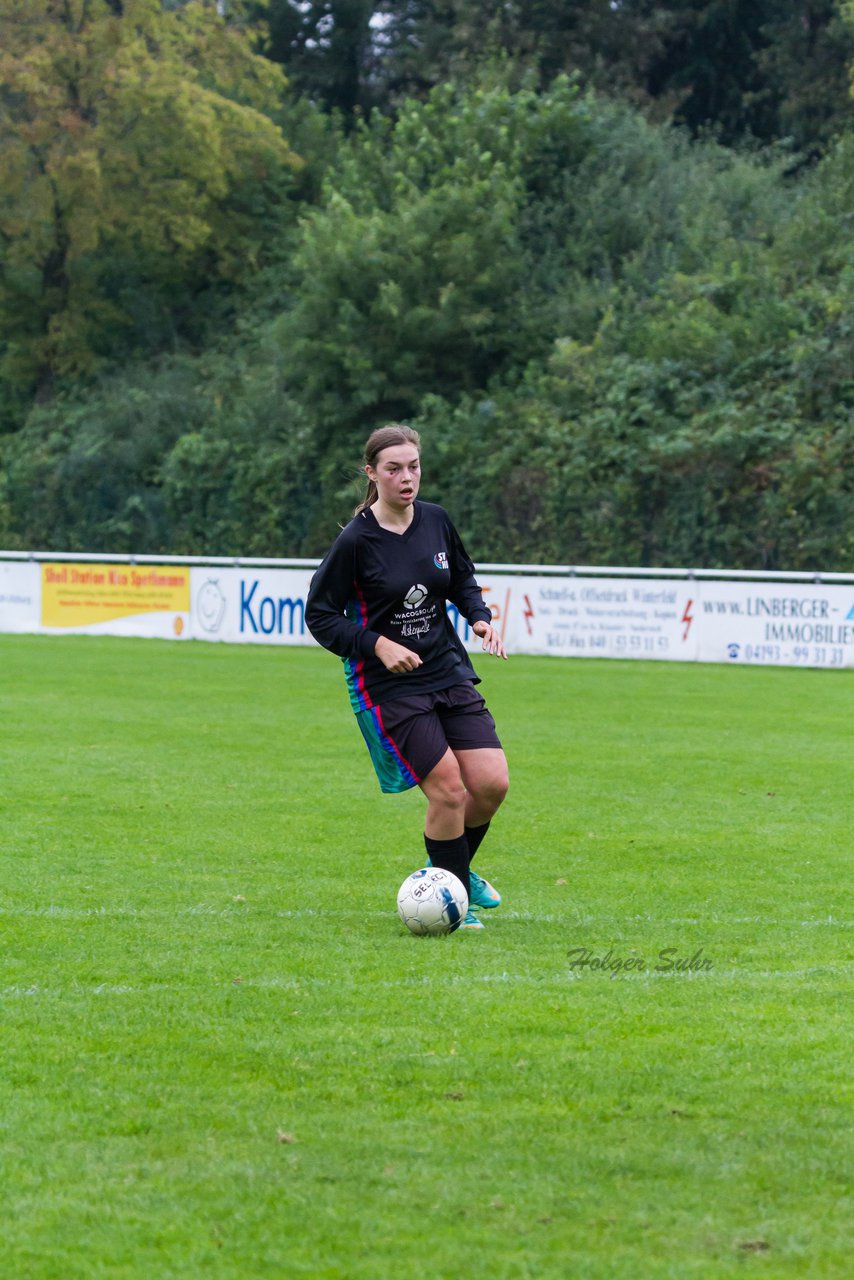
[472,620,507,659]
[374,636,423,673]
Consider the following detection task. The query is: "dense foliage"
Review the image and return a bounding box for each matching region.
[0,0,299,416]
[1,2,853,569]
[259,1,854,152]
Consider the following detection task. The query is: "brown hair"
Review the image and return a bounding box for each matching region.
[353,423,422,516]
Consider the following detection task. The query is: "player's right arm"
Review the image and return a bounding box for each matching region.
[306,530,421,671]
[373,636,422,673]
[305,531,379,660]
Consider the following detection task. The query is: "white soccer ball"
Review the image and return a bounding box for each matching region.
[397,867,469,936]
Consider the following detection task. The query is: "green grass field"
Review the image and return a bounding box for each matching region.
[1,634,851,1279]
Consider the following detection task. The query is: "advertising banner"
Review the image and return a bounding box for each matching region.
[695,581,854,669]
[2,554,852,669]
[40,562,190,638]
[474,574,698,662]
[0,560,39,633]
[189,566,315,645]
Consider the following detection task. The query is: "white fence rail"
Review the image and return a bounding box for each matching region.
[2,551,853,669]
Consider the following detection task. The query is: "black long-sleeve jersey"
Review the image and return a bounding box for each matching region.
[305,500,492,711]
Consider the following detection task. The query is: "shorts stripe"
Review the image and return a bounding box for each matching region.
[373,706,420,787]
[356,706,420,793]
[344,584,374,712]
[345,654,373,712]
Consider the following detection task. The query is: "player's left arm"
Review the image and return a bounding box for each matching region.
[445,517,508,660]
[471,618,507,660]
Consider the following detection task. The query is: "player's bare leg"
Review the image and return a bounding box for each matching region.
[419,748,467,840]
[454,747,509,828]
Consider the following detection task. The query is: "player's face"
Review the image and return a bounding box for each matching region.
[367,444,421,509]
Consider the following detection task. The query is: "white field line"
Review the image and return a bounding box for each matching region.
[0,906,850,928]
[3,963,851,1000]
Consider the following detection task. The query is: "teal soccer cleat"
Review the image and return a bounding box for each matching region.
[468,870,501,909]
[459,909,485,930]
[424,858,501,911]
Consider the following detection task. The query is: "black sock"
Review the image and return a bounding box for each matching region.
[465,821,491,862]
[424,833,470,904]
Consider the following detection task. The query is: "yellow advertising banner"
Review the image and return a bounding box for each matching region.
[41,563,190,632]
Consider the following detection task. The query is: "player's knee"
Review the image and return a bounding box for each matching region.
[423,758,467,812]
[437,776,468,812]
[475,765,509,811]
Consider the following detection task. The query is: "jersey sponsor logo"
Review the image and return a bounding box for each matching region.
[403,583,429,610]
[434,551,449,570]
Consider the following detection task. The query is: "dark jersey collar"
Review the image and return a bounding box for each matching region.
[362,501,423,541]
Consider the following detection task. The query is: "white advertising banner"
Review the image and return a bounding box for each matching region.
[0,560,39,633]
[2,555,853,669]
[471,575,699,662]
[694,580,854,669]
[189,566,316,645]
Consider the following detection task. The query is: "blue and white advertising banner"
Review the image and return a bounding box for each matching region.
[690,580,854,668]
[2,555,853,669]
[0,560,39,633]
[190,567,315,645]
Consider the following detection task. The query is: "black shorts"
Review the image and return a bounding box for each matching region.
[355,681,502,794]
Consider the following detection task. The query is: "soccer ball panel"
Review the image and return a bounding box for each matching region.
[397,868,468,936]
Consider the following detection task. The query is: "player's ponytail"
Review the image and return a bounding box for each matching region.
[356,476,378,515]
[353,423,422,516]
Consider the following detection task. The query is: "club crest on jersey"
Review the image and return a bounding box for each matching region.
[433,551,449,570]
[403,584,429,610]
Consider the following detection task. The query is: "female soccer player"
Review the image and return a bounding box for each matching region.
[305,424,509,930]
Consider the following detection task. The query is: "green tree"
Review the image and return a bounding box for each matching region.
[5,70,854,567]
[757,2,854,156]
[0,335,320,555]
[636,0,854,149]
[272,3,854,153]
[257,0,378,114]
[348,2,678,110]
[413,132,854,571]
[0,0,298,415]
[275,81,538,446]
